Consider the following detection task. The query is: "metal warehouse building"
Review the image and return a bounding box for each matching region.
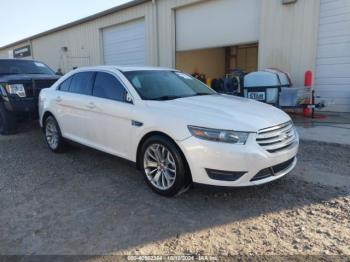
[1,0,349,112]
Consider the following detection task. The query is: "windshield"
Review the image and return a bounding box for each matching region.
[123,70,215,100]
[0,60,55,75]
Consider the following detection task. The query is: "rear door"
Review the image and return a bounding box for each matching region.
[87,71,133,159]
[54,71,95,144]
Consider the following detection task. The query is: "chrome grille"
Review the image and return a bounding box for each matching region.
[256,121,297,153]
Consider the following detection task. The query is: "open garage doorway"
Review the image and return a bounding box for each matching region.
[174,0,260,93]
[176,43,258,90]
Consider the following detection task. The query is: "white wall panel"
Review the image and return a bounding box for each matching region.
[259,0,320,88]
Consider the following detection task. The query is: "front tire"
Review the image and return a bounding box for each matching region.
[140,135,190,197]
[44,116,66,153]
[0,103,17,135]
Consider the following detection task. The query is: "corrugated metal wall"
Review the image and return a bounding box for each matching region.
[31,1,157,72]
[259,0,321,87]
[0,0,320,89]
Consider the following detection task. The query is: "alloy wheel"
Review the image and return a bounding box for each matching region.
[143,143,177,190]
[45,119,59,150]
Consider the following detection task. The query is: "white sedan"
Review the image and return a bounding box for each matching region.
[39,66,299,196]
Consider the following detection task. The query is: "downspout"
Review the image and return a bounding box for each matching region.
[152,0,160,66]
[29,39,34,59]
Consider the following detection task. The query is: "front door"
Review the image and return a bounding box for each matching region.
[86,71,133,159]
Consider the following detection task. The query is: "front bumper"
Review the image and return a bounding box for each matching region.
[178,132,299,187]
[4,97,38,114]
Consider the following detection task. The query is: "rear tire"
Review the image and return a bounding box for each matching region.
[44,116,66,153]
[0,103,17,135]
[140,135,191,197]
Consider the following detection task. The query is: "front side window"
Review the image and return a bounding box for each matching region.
[69,72,95,95]
[123,70,215,100]
[93,72,126,101]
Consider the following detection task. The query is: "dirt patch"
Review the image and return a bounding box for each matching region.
[0,123,349,256]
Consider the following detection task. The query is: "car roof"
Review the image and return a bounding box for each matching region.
[0,62,176,73]
[0,59,42,62]
[74,65,177,73]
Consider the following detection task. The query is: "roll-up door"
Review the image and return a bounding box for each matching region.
[102,19,146,66]
[315,0,350,112]
[175,0,261,51]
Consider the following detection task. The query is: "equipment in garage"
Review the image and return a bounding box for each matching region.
[176,43,258,92]
[210,69,246,96]
[244,69,292,106]
[192,71,207,84]
[102,19,146,66]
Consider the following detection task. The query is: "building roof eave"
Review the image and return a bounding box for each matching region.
[0,0,150,50]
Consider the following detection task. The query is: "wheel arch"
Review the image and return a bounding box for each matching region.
[136,131,193,183]
[41,111,55,131]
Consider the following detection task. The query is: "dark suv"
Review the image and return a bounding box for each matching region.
[0,59,60,134]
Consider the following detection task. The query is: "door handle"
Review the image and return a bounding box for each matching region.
[86,102,96,109]
[55,96,62,102]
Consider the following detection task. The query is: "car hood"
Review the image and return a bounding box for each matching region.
[0,74,60,83]
[146,94,291,132]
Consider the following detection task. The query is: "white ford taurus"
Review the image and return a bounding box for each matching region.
[39,66,299,196]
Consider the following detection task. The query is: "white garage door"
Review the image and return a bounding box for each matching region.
[175,0,261,51]
[315,0,350,112]
[102,19,146,66]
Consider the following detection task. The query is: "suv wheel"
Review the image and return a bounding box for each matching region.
[44,116,66,153]
[140,135,190,197]
[0,103,17,135]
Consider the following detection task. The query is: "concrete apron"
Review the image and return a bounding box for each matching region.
[291,112,350,189]
[292,111,350,146]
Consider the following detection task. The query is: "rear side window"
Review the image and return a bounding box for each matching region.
[70,72,95,95]
[58,77,72,92]
[93,72,126,101]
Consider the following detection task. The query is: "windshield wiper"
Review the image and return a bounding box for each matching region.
[150,95,184,101]
[185,93,213,97]
[149,93,213,101]
[195,93,212,96]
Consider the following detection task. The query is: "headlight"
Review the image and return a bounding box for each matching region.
[188,126,249,144]
[5,84,26,97]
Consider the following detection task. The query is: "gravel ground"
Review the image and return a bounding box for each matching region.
[0,122,349,256]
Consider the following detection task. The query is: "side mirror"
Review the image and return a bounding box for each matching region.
[125,91,133,104]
